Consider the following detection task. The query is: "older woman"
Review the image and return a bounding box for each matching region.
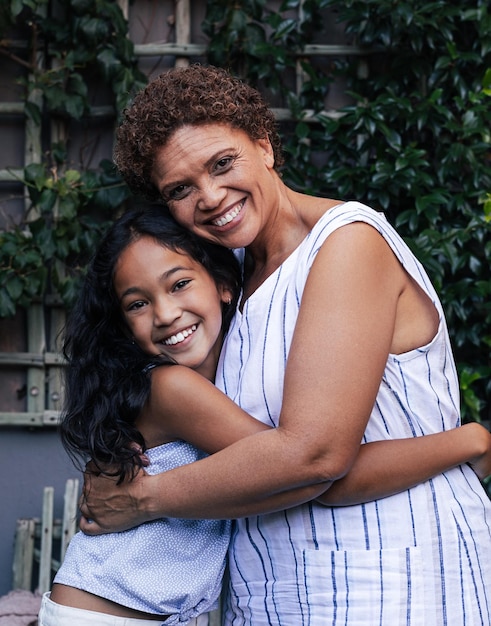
[81,65,491,625]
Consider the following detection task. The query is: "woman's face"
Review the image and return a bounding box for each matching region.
[151,123,276,249]
[113,235,232,381]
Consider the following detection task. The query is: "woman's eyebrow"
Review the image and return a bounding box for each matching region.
[160,148,234,194]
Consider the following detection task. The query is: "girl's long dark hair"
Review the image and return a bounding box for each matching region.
[60,206,241,482]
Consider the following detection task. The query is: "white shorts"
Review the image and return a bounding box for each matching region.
[38,593,209,626]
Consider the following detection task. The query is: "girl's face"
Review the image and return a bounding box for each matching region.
[113,235,232,381]
[151,123,276,249]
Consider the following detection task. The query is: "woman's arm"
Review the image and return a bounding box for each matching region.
[316,422,491,506]
[146,365,491,504]
[80,366,491,532]
[80,406,491,532]
[80,223,491,531]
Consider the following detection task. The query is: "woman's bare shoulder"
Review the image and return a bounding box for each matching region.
[296,192,344,229]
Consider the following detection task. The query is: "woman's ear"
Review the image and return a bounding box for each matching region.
[257,136,275,169]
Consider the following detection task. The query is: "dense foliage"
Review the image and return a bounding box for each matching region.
[319,1,491,424]
[0,0,144,316]
[1,0,490,427]
[316,1,491,424]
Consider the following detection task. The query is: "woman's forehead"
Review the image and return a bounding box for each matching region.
[153,124,251,180]
[165,122,242,149]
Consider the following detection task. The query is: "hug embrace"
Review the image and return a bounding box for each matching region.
[39,65,491,626]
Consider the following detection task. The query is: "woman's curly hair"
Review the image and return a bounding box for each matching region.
[114,64,284,202]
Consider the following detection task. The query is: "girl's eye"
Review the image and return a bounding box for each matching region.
[127,300,147,311]
[173,279,191,292]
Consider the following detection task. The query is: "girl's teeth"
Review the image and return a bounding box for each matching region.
[164,325,197,346]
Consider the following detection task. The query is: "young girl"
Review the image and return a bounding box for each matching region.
[40,206,491,626]
[39,206,253,625]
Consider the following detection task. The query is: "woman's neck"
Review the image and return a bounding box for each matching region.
[242,188,339,301]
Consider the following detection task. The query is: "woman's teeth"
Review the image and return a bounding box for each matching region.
[213,202,243,227]
[163,324,197,345]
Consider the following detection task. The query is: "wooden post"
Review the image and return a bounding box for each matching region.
[24,3,47,421]
[60,478,79,561]
[175,0,190,68]
[38,486,54,594]
[26,303,46,416]
[12,519,36,590]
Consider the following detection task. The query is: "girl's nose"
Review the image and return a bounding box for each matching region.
[153,297,181,327]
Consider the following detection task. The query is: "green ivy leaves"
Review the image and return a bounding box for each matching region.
[315,0,491,422]
[0,229,48,317]
[203,0,328,91]
[0,160,129,317]
[1,0,145,317]
[15,0,146,122]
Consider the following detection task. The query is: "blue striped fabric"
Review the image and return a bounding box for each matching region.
[216,202,491,625]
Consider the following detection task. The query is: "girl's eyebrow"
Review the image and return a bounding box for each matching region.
[118,285,142,300]
[118,265,195,300]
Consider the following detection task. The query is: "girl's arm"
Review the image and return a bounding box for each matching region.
[139,364,271,453]
[80,223,491,531]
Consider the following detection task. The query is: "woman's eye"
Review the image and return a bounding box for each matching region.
[168,184,188,200]
[215,156,233,171]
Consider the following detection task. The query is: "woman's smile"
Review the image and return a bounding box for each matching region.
[151,123,276,248]
[210,199,245,228]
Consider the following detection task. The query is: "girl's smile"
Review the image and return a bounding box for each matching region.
[113,235,232,381]
[162,323,197,346]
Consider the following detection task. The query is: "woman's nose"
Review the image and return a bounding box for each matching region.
[196,178,226,211]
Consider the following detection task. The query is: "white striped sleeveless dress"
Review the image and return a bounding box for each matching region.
[215,201,491,625]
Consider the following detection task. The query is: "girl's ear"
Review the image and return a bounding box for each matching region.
[220,286,234,306]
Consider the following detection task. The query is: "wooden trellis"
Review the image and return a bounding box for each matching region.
[0,0,366,427]
[12,479,79,593]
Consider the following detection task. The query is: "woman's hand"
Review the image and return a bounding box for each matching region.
[79,460,154,535]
